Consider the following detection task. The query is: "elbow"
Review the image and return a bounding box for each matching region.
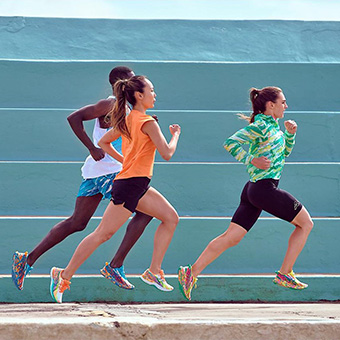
[98,139,104,149]
[159,146,175,161]
[161,151,173,161]
[162,154,172,161]
[67,113,77,127]
[98,136,106,149]
[67,114,73,125]
[223,141,230,152]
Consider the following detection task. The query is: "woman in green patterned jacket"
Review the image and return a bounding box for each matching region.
[178,86,313,300]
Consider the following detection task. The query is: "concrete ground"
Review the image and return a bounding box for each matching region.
[1,302,340,340]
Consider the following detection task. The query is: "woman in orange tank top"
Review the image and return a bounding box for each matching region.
[50,75,181,302]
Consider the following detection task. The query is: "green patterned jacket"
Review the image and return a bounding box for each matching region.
[223,114,296,182]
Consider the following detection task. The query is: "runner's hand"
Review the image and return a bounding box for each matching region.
[251,156,271,170]
[90,147,105,161]
[169,124,181,136]
[284,120,297,134]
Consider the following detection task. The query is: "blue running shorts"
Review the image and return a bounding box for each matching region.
[77,173,118,200]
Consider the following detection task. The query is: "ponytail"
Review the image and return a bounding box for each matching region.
[238,86,282,124]
[111,79,131,139]
[107,75,147,139]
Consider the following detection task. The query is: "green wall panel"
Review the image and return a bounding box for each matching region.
[0,162,339,216]
[3,217,339,275]
[1,61,340,111]
[1,16,339,304]
[1,18,340,62]
[1,109,339,162]
[2,275,340,303]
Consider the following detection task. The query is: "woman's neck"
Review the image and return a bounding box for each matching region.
[132,103,146,114]
[263,111,276,119]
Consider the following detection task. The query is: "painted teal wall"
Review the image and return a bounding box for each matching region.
[1,18,340,62]
[1,109,339,162]
[1,16,339,302]
[2,61,340,111]
[3,275,340,303]
[2,217,339,275]
[1,162,339,217]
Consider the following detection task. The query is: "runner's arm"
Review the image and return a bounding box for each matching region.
[142,120,181,161]
[67,98,114,161]
[98,128,124,163]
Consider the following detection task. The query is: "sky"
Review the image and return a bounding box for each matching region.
[1,0,339,21]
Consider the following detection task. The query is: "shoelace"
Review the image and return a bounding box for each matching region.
[278,271,302,287]
[59,279,71,293]
[159,270,165,280]
[289,271,298,279]
[15,257,26,273]
[289,271,306,286]
[185,267,193,284]
[15,253,23,264]
[191,276,197,289]
[184,268,197,290]
[157,270,172,289]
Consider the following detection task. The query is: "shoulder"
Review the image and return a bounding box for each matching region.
[249,117,267,136]
[88,98,115,123]
[141,116,158,135]
[142,114,156,123]
[130,111,155,123]
[94,98,115,113]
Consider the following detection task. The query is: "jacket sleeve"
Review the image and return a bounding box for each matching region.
[283,130,296,157]
[223,122,264,165]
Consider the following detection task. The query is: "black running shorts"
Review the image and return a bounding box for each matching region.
[111,177,151,213]
[231,178,303,232]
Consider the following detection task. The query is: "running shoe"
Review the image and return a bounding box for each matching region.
[100,262,134,290]
[50,267,71,303]
[140,268,173,291]
[11,251,33,290]
[178,265,197,301]
[273,270,308,290]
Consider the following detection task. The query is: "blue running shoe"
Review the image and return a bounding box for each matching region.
[117,265,127,280]
[100,262,134,290]
[12,251,33,290]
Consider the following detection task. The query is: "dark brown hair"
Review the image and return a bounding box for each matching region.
[239,86,282,123]
[108,66,133,86]
[108,75,147,139]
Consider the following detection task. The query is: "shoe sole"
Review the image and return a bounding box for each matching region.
[100,269,134,290]
[140,275,173,292]
[273,278,307,290]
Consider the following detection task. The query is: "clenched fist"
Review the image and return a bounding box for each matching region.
[284,120,297,134]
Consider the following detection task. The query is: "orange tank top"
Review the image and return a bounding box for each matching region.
[115,110,156,180]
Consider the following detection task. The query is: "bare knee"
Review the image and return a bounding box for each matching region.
[226,233,244,248]
[94,229,115,243]
[209,232,243,254]
[66,215,90,233]
[101,232,115,243]
[294,213,314,234]
[224,223,246,248]
[163,210,179,231]
[293,207,314,234]
[301,218,314,233]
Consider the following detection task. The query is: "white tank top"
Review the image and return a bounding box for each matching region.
[81,118,122,179]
